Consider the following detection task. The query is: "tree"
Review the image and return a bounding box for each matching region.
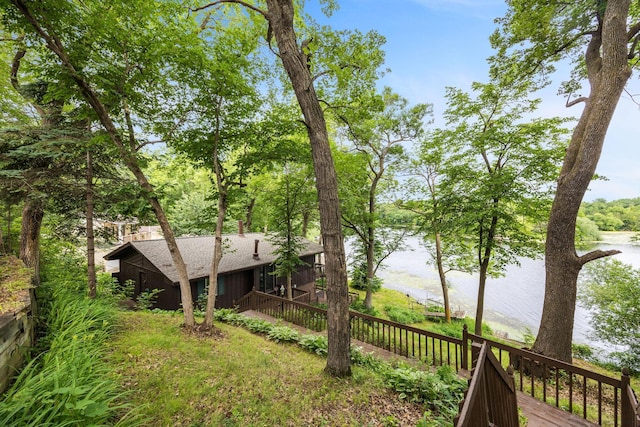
[579,259,640,372]
[491,0,640,361]
[404,136,475,323]
[338,87,431,309]
[268,163,314,300]
[2,0,206,327]
[194,0,385,377]
[427,80,567,335]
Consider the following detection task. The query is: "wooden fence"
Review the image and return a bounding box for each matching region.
[455,342,519,427]
[234,290,640,426]
[0,296,34,394]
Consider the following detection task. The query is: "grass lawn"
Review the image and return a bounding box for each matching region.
[108,311,428,427]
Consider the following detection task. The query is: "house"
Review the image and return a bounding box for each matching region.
[103,232,324,310]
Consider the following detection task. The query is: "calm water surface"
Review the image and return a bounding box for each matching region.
[346,233,640,354]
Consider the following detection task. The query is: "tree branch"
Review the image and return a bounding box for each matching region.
[191,0,269,21]
[578,249,621,265]
[566,95,588,107]
[627,20,640,41]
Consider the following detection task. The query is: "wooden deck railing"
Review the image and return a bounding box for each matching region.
[455,342,519,427]
[464,326,639,427]
[235,291,464,369]
[234,290,639,426]
[622,368,640,427]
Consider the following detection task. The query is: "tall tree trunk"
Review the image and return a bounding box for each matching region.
[301,210,310,238]
[204,128,226,327]
[364,225,374,309]
[532,0,631,362]
[475,214,498,336]
[245,197,255,232]
[86,150,97,298]
[266,0,350,377]
[475,260,488,336]
[6,204,12,254]
[11,0,197,327]
[434,232,451,323]
[19,199,43,286]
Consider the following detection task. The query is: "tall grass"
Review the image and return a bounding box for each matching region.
[0,239,141,426]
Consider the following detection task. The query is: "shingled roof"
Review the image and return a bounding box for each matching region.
[104,233,323,284]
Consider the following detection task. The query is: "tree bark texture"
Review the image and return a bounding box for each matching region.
[10,0,197,327]
[533,0,632,362]
[19,199,43,286]
[265,0,351,376]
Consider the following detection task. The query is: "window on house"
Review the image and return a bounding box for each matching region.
[217,276,225,296]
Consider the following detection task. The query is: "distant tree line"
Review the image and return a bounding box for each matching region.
[579,197,640,233]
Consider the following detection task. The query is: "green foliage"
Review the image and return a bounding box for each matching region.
[575,215,602,244]
[383,305,424,325]
[135,288,163,311]
[579,259,640,372]
[214,309,464,423]
[349,346,383,370]
[571,343,594,361]
[266,325,300,343]
[299,334,329,357]
[349,262,382,292]
[349,297,380,317]
[381,364,465,416]
[581,198,640,232]
[0,245,140,426]
[428,319,492,340]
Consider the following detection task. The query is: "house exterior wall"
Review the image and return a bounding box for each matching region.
[118,256,178,309]
[112,252,320,311]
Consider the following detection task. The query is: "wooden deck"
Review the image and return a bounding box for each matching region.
[517,393,598,427]
[240,309,601,427]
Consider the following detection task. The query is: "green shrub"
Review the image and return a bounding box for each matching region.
[572,343,594,361]
[350,346,383,370]
[349,298,380,317]
[135,288,164,310]
[298,334,328,356]
[266,325,300,343]
[383,305,424,325]
[381,364,465,416]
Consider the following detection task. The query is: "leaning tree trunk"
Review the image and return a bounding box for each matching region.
[10,0,197,327]
[19,199,43,286]
[532,1,631,362]
[266,0,351,377]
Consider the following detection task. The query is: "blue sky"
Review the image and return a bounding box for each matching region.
[309,0,639,201]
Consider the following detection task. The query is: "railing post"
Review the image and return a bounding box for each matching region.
[622,367,632,427]
[462,324,469,371]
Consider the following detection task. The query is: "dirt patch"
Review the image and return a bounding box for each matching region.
[182,322,226,339]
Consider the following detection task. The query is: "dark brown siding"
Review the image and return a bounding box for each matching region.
[291,255,317,287]
[216,270,254,308]
[115,254,180,310]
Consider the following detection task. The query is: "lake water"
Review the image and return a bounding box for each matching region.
[346,232,640,354]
